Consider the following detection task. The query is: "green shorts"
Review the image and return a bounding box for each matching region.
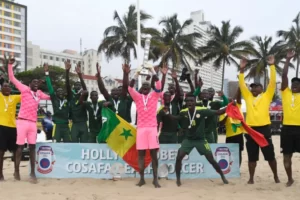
[179,139,212,155]
[70,122,88,143]
[159,132,177,144]
[52,124,71,142]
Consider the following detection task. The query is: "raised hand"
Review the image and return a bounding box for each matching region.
[286,50,295,59]
[171,69,177,79]
[199,77,203,88]
[43,63,49,72]
[8,56,15,65]
[75,62,82,74]
[267,55,275,65]
[240,58,248,69]
[160,63,168,75]
[96,62,101,76]
[64,59,71,71]
[217,91,224,97]
[122,64,131,74]
[195,69,199,75]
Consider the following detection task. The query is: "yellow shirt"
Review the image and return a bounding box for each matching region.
[238,65,276,126]
[0,93,21,128]
[219,104,245,137]
[281,88,300,126]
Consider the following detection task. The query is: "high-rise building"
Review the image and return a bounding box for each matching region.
[223,78,229,97]
[0,0,27,70]
[186,10,222,92]
[161,10,222,93]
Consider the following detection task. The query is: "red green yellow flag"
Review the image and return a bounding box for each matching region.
[98,108,152,172]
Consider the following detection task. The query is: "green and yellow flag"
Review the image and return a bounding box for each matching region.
[98,108,151,172]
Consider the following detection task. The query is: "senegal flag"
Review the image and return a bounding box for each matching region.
[98,108,152,172]
[226,103,268,147]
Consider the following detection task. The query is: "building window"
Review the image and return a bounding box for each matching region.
[14,21,21,27]
[14,14,21,20]
[14,37,21,42]
[14,45,21,51]
[5,3,11,9]
[14,53,21,58]
[14,6,21,12]
[4,43,12,48]
[56,57,60,61]
[14,30,21,35]
[4,11,11,17]
[49,56,53,60]
[4,27,11,33]
[4,19,12,25]
[4,35,11,40]
[43,55,48,59]
[62,58,65,62]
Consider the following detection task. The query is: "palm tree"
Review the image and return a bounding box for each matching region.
[201,21,253,90]
[149,14,202,69]
[277,12,300,77]
[98,5,159,64]
[243,36,291,89]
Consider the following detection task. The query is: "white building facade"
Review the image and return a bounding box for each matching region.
[0,0,27,70]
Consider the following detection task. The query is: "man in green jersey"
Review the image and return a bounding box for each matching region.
[44,63,70,142]
[194,86,228,143]
[79,90,113,143]
[96,63,132,123]
[65,60,88,143]
[162,93,229,186]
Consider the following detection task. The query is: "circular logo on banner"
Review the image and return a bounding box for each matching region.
[215,147,232,175]
[36,146,56,174]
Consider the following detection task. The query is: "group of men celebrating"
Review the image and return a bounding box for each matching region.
[0,49,299,188]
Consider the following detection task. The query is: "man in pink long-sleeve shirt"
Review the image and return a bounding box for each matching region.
[8,57,50,183]
[128,64,161,188]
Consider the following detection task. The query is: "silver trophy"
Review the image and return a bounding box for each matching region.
[140,34,152,75]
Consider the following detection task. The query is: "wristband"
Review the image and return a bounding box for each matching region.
[45,72,49,75]
[153,88,161,93]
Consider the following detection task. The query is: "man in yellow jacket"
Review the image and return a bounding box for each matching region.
[239,56,279,184]
[280,50,300,187]
[219,87,244,167]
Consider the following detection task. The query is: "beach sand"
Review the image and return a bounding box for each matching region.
[0,135,299,200]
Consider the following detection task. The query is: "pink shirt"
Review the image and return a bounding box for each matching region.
[8,64,50,122]
[128,81,161,127]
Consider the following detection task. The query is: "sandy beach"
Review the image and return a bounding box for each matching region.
[0,135,299,200]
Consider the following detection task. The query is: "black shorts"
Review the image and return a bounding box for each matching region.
[226,134,244,151]
[0,125,17,152]
[245,125,275,162]
[281,125,300,154]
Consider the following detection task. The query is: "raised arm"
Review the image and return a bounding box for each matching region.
[96,63,110,101]
[39,90,51,100]
[79,90,89,105]
[65,59,72,100]
[44,63,54,95]
[235,87,242,105]
[238,58,252,98]
[75,62,87,91]
[160,64,168,92]
[128,69,141,102]
[217,91,229,107]
[122,64,131,97]
[281,50,295,91]
[7,57,27,92]
[171,70,181,99]
[265,55,276,98]
[186,73,195,93]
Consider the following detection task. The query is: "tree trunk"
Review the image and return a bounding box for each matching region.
[221,58,226,91]
[296,57,300,78]
[264,68,267,92]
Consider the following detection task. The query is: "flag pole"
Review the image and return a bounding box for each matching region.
[137,0,142,90]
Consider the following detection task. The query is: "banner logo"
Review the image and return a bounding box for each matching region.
[36,146,56,174]
[215,147,233,174]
